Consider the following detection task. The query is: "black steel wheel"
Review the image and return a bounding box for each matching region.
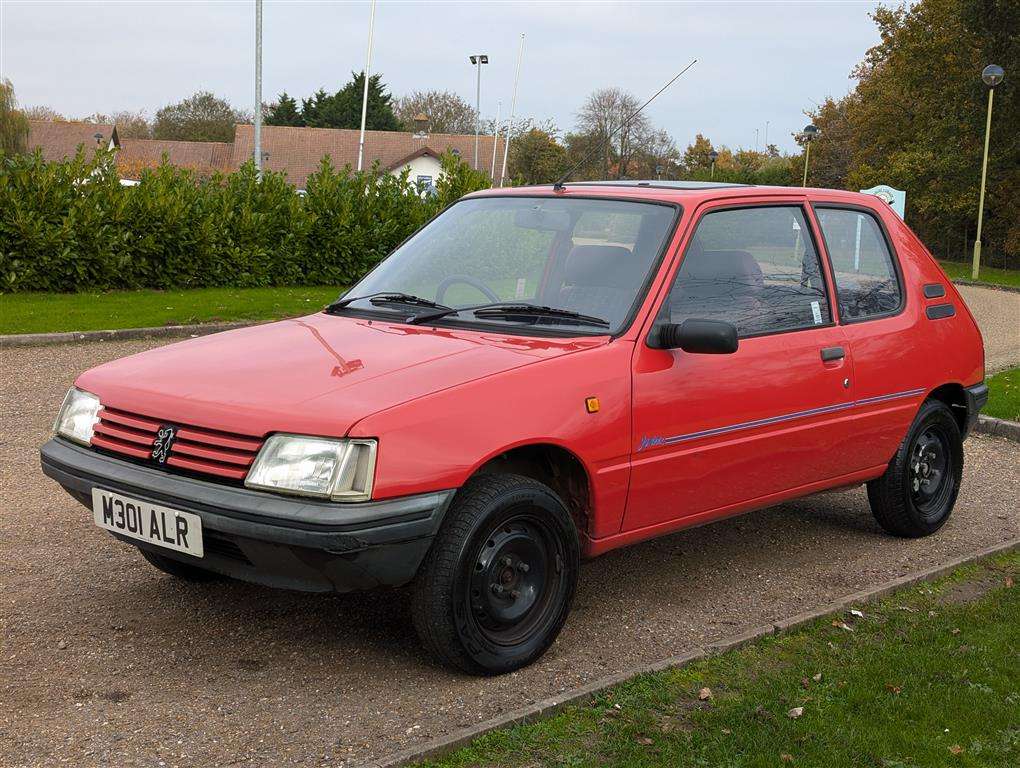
[411,474,579,675]
[868,399,963,538]
[908,425,953,519]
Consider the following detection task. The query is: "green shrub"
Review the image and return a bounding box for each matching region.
[0,147,491,293]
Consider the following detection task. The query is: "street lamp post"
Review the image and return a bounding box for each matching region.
[972,64,1004,280]
[469,54,488,170]
[797,124,820,187]
[709,149,718,180]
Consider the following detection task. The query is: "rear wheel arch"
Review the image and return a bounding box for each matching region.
[470,443,592,538]
[925,382,968,434]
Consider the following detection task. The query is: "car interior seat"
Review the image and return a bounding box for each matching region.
[670,244,764,333]
[558,245,639,324]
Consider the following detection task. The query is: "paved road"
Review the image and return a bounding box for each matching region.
[1,286,1018,768]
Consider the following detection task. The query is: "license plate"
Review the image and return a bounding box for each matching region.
[92,488,204,558]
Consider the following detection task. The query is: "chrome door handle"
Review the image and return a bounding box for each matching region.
[820,346,845,362]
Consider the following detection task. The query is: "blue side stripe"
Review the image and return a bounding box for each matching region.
[637,387,926,451]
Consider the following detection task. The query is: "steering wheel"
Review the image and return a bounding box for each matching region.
[435,274,500,305]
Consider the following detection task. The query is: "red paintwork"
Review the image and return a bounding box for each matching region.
[73,184,985,556]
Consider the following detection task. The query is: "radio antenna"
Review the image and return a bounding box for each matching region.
[553,59,697,191]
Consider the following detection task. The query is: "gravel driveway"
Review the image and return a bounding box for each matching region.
[955,284,1020,372]
[2,291,1018,767]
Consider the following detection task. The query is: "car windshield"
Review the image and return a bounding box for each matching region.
[333,196,677,334]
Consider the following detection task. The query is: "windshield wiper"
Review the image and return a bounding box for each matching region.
[325,292,451,315]
[410,301,610,328]
[330,295,610,330]
[472,303,610,328]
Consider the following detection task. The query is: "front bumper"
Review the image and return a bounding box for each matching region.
[40,438,454,593]
[963,382,989,438]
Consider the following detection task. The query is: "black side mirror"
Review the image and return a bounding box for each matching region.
[650,319,739,354]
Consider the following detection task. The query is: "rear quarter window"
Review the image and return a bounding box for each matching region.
[815,207,903,321]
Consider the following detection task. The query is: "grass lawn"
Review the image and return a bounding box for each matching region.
[985,367,1020,422]
[938,260,1020,289]
[417,552,1019,768]
[0,286,342,335]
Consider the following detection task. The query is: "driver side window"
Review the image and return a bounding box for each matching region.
[662,206,832,337]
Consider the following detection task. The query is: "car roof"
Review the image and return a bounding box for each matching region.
[562,180,750,190]
[468,181,880,208]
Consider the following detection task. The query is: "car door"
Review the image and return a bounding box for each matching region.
[624,201,856,535]
[812,203,919,471]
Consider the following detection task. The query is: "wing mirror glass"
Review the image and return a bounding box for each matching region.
[650,319,739,354]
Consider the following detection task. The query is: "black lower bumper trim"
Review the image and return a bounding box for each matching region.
[963,382,989,438]
[41,438,455,593]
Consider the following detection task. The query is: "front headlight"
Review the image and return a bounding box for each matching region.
[54,387,102,445]
[245,434,377,502]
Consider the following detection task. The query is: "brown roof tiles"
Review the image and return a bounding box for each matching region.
[230,124,505,188]
[27,121,119,161]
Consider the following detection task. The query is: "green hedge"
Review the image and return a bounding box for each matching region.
[0,149,491,293]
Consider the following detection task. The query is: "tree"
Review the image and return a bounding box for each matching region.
[23,105,65,121]
[0,79,30,155]
[576,87,651,179]
[299,72,400,131]
[265,92,303,127]
[509,128,569,184]
[83,110,152,139]
[681,134,715,174]
[562,131,602,181]
[110,111,152,139]
[393,90,475,134]
[153,91,247,142]
[803,0,1019,266]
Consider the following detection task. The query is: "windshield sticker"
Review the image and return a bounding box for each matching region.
[811,301,823,325]
[515,278,527,299]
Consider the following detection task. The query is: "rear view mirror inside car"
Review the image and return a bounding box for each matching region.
[514,206,573,232]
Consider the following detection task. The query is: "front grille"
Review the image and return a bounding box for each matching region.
[92,407,262,482]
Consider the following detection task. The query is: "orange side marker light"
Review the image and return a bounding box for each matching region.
[585,396,600,414]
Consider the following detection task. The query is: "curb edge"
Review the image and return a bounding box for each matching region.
[973,414,1020,442]
[367,537,1020,768]
[0,321,255,348]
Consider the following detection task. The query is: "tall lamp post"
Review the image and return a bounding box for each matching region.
[469,54,488,170]
[797,124,820,187]
[972,64,1004,280]
[709,149,718,179]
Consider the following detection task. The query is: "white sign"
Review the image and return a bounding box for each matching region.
[860,185,906,219]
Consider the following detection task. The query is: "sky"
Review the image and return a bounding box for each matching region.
[1,0,888,154]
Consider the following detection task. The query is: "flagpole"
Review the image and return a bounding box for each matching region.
[499,34,524,188]
[356,0,377,172]
[254,0,263,176]
[489,100,501,180]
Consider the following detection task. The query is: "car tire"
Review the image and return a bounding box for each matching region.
[139,547,222,582]
[867,399,963,538]
[411,473,580,675]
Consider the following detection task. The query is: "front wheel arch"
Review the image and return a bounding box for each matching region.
[470,442,592,539]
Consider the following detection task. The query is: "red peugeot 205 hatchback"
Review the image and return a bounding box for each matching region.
[42,181,986,674]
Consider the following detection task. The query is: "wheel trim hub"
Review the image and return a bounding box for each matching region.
[909,427,951,515]
[468,517,556,642]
